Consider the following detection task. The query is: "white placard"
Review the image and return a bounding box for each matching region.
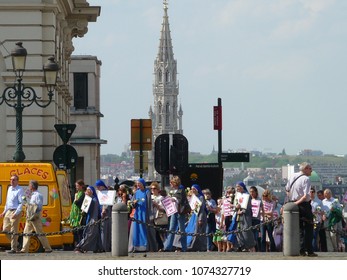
[236,192,250,209]
[96,190,116,205]
[81,195,92,213]
[189,193,202,213]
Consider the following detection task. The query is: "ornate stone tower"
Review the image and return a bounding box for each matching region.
[148,1,183,180]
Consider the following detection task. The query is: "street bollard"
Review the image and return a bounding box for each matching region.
[112,203,128,257]
[283,202,300,256]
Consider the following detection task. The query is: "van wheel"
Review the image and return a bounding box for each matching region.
[17,235,44,253]
[29,236,44,253]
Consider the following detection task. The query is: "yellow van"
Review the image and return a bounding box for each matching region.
[0,162,74,252]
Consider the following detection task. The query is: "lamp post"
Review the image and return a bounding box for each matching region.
[0,42,59,162]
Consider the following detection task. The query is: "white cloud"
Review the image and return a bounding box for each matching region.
[271,0,336,39]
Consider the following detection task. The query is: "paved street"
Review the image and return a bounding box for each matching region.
[1,249,347,260]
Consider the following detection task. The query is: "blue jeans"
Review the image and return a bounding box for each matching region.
[260,222,277,252]
[312,223,320,252]
[206,216,216,251]
[164,213,187,251]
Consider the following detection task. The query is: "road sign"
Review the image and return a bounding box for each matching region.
[54,124,76,144]
[53,144,78,169]
[220,152,250,162]
[213,105,222,130]
[131,119,152,151]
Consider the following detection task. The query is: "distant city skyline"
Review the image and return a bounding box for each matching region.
[73,0,347,156]
[102,146,340,157]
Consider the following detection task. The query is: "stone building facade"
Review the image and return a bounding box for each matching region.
[0,1,101,181]
[69,55,106,185]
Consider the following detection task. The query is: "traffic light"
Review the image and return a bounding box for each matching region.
[170,134,188,175]
[154,134,170,175]
[155,133,189,175]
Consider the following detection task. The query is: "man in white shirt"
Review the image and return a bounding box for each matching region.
[0,175,24,253]
[286,162,317,257]
[20,180,52,253]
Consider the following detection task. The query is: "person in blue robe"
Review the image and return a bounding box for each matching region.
[128,178,157,252]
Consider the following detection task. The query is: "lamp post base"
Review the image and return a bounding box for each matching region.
[13,150,25,162]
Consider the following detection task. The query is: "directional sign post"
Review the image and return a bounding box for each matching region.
[219,152,250,162]
[131,119,152,178]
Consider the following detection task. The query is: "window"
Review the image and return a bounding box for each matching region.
[21,185,49,206]
[73,73,88,109]
[166,103,170,126]
[38,186,49,206]
[57,174,71,207]
[158,102,162,125]
[165,71,170,83]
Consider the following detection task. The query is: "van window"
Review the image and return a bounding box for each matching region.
[22,186,49,206]
[56,174,71,206]
[38,186,49,206]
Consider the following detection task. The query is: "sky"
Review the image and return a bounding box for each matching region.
[72,0,347,156]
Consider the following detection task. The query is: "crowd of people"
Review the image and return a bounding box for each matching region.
[2,162,347,255]
[124,177,287,253]
[124,166,347,254]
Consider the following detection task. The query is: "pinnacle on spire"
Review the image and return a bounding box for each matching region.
[157,0,174,63]
[164,0,169,9]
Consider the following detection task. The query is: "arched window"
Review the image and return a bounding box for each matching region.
[165,71,170,83]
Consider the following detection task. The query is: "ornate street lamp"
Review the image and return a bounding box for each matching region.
[0,42,59,162]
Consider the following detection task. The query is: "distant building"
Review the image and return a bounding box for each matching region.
[298,149,323,156]
[282,164,295,180]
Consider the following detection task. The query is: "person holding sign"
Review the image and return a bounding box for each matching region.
[95,179,112,252]
[234,182,255,252]
[151,182,167,250]
[75,186,103,253]
[162,176,188,252]
[250,186,264,252]
[176,184,206,251]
